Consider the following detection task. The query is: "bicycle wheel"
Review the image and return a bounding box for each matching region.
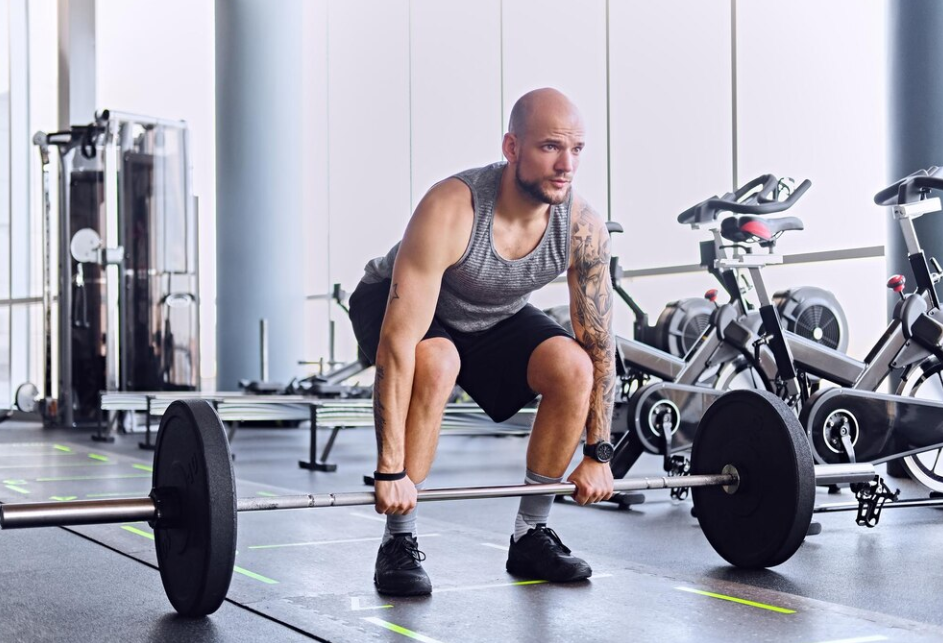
[713,356,768,392]
[897,361,943,492]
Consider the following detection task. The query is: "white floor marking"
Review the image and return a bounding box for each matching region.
[350,596,392,611]
[250,534,440,550]
[349,511,388,523]
[434,574,611,594]
[810,636,889,643]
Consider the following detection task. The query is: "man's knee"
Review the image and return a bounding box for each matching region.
[529,337,593,397]
[415,338,461,396]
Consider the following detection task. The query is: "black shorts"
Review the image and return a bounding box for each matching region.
[348,279,572,423]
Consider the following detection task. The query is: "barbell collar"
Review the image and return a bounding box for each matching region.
[0,497,156,530]
[812,463,876,486]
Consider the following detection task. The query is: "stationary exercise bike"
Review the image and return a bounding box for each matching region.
[621,167,943,496]
[606,175,819,482]
[795,167,943,491]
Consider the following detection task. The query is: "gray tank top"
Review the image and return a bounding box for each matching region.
[361,162,572,333]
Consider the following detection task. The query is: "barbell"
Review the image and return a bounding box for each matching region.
[0,390,880,617]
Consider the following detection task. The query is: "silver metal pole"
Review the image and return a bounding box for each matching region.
[0,497,156,529]
[815,497,943,514]
[260,318,269,381]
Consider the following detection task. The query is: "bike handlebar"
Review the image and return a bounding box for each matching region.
[874,166,943,206]
[677,176,812,225]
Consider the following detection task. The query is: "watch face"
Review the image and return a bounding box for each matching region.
[597,442,615,463]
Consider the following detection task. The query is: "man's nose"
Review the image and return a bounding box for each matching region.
[556,151,575,174]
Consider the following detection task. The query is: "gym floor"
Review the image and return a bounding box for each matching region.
[1,417,941,643]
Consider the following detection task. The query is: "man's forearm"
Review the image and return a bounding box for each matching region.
[373,342,416,471]
[583,334,615,444]
[572,306,615,443]
[570,203,616,445]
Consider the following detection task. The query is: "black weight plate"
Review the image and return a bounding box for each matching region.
[691,389,814,568]
[152,400,237,616]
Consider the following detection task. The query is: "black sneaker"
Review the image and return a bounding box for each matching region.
[506,525,592,582]
[374,533,432,596]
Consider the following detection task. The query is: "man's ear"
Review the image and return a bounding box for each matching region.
[502,133,519,164]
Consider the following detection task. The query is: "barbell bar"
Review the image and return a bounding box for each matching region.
[0,390,887,618]
[0,464,875,529]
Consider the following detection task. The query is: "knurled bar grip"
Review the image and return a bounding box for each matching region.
[0,463,877,529]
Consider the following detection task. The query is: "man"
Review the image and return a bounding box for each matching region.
[348,87,615,596]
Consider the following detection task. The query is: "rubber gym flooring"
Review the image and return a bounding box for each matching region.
[1,417,941,643]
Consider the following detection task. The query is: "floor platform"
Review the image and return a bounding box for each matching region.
[1,420,941,642]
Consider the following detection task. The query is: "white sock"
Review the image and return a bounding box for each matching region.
[382,479,425,543]
[513,470,562,542]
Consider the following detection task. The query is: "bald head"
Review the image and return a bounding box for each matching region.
[508,88,582,140]
[503,89,585,206]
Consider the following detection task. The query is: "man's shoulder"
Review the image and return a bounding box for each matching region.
[568,192,605,228]
[423,177,474,216]
[411,177,475,240]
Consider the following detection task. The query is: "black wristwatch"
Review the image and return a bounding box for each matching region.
[583,441,614,463]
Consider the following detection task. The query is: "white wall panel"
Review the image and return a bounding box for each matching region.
[607,0,732,336]
[737,0,887,254]
[737,0,888,359]
[28,0,57,299]
[501,0,609,217]
[300,0,332,368]
[328,0,411,360]
[410,0,502,206]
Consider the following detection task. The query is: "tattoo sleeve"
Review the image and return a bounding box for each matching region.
[571,203,616,443]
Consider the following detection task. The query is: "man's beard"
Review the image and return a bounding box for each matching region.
[515,165,570,205]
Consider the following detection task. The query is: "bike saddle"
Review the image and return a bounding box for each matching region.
[720,215,804,243]
[606,220,624,234]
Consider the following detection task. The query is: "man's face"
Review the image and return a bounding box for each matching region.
[511,114,585,206]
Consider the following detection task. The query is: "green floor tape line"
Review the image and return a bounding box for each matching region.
[256,491,277,497]
[88,492,140,498]
[88,454,110,462]
[132,464,153,472]
[36,473,150,482]
[233,566,278,584]
[53,445,72,452]
[4,484,29,494]
[0,462,114,470]
[120,525,276,585]
[49,496,78,501]
[363,617,445,643]
[675,586,796,614]
[4,478,28,485]
[121,525,155,540]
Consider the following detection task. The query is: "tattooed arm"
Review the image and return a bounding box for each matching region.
[371,179,473,513]
[567,197,615,446]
